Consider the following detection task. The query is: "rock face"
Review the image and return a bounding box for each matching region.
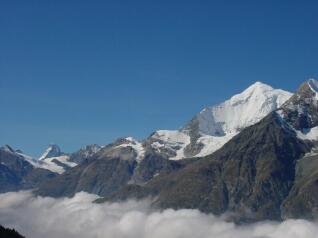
[0,143,102,192]
[276,79,318,219]
[281,148,318,219]
[100,113,311,221]
[35,138,193,197]
[0,145,57,192]
[278,79,318,131]
[69,144,102,164]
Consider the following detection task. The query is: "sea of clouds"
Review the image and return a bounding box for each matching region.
[0,191,317,238]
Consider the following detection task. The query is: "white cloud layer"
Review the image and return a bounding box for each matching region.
[0,191,317,238]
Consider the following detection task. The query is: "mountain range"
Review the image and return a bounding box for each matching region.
[2,79,318,222]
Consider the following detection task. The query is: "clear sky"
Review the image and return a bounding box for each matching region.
[1,0,318,156]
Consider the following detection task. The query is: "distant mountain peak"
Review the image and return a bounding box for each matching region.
[307,78,318,93]
[69,144,102,164]
[38,144,62,160]
[244,81,274,91]
[0,145,15,153]
[125,137,136,142]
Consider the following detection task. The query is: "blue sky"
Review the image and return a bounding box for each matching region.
[1,0,318,156]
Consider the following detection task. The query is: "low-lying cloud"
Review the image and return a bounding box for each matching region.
[0,191,317,238]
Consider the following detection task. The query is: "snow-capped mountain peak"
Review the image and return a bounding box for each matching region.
[149,81,292,159]
[184,81,291,137]
[114,137,145,162]
[38,144,61,161]
[1,145,15,153]
[276,78,318,141]
[229,81,276,101]
[0,81,294,171]
[35,144,78,174]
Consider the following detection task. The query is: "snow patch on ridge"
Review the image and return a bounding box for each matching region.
[296,127,318,141]
[151,130,190,160]
[4,148,76,174]
[307,78,318,100]
[115,137,145,163]
[195,133,236,157]
[308,78,318,93]
[16,152,41,167]
[39,155,77,174]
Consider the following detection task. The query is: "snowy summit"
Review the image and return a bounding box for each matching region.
[149,81,292,159]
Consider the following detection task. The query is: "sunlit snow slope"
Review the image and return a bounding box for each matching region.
[149,82,292,159]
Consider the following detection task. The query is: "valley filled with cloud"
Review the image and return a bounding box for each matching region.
[0,191,317,238]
